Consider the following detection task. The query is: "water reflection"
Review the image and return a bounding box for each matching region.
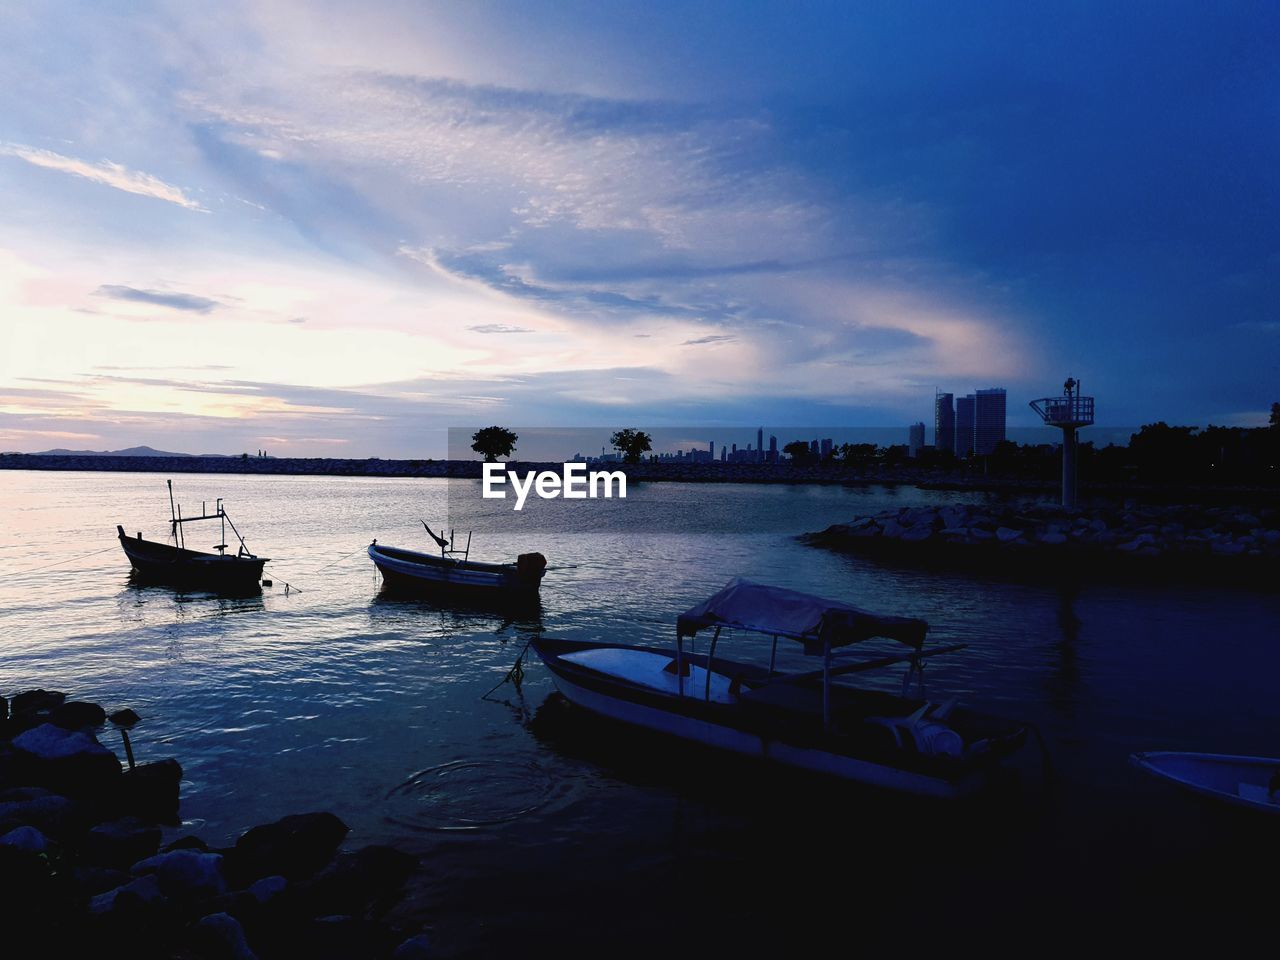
[367,592,544,640]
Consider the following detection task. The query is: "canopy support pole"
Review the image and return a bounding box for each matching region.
[675,633,684,698]
[822,641,831,732]
[705,626,721,701]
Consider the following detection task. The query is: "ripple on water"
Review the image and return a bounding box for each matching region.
[384,757,567,832]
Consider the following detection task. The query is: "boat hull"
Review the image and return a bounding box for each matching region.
[532,638,1024,799]
[1131,751,1280,815]
[117,528,266,591]
[368,544,545,598]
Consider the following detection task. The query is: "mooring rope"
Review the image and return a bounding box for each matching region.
[6,545,120,579]
[482,637,535,701]
[264,544,369,595]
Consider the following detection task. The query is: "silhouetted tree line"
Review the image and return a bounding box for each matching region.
[779,410,1280,486]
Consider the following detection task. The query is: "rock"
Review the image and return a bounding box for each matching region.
[1039,532,1068,545]
[227,812,349,885]
[120,757,183,823]
[10,690,66,717]
[132,849,227,900]
[1212,540,1246,556]
[0,789,75,838]
[393,934,434,959]
[100,873,165,913]
[995,527,1022,543]
[298,845,417,916]
[49,701,107,730]
[107,708,141,728]
[192,911,259,959]
[249,875,287,904]
[81,817,162,869]
[900,526,933,543]
[72,864,132,895]
[968,528,994,541]
[164,834,211,853]
[879,520,905,539]
[10,723,122,795]
[0,824,48,853]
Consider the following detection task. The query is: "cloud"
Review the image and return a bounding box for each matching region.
[467,323,534,334]
[0,143,206,211]
[93,285,222,314]
[682,334,736,346]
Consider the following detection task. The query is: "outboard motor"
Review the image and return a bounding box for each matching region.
[516,552,547,583]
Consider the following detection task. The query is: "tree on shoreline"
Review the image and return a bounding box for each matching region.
[471,426,518,462]
[610,428,652,464]
[782,440,812,465]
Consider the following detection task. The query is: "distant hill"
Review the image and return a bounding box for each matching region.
[32,445,198,457]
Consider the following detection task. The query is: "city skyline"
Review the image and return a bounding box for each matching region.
[2,3,1276,458]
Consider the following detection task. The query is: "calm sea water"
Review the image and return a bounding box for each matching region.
[2,470,1278,953]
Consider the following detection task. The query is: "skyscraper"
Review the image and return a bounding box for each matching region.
[908,422,925,457]
[757,427,764,463]
[974,388,1007,455]
[955,394,975,458]
[934,391,955,455]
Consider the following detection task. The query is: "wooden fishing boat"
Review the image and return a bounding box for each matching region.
[531,578,1027,798]
[1131,752,1280,814]
[368,523,546,598]
[116,481,267,591]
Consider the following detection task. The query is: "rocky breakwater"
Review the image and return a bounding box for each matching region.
[801,502,1280,584]
[0,688,432,959]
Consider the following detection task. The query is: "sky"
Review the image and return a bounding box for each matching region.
[1,0,1276,458]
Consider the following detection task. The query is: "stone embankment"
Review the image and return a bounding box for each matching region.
[1,688,431,958]
[0,452,1053,487]
[802,502,1280,584]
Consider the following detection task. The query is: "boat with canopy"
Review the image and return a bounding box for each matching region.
[116,480,267,591]
[531,577,1028,798]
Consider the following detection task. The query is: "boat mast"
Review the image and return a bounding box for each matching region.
[168,479,179,548]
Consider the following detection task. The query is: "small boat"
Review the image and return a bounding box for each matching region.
[1131,752,1280,815]
[368,523,546,598]
[531,578,1027,798]
[117,480,268,591]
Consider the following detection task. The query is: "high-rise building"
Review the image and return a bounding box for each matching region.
[934,391,955,454]
[955,394,975,458]
[820,438,833,460]
[757,428,764,463]
[908,422,925,457]
[974,388,1007,455]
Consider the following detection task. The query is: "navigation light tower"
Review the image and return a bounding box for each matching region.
[1030,376,1094,509]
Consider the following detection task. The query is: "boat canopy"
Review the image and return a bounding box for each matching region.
[676,578,927,652]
